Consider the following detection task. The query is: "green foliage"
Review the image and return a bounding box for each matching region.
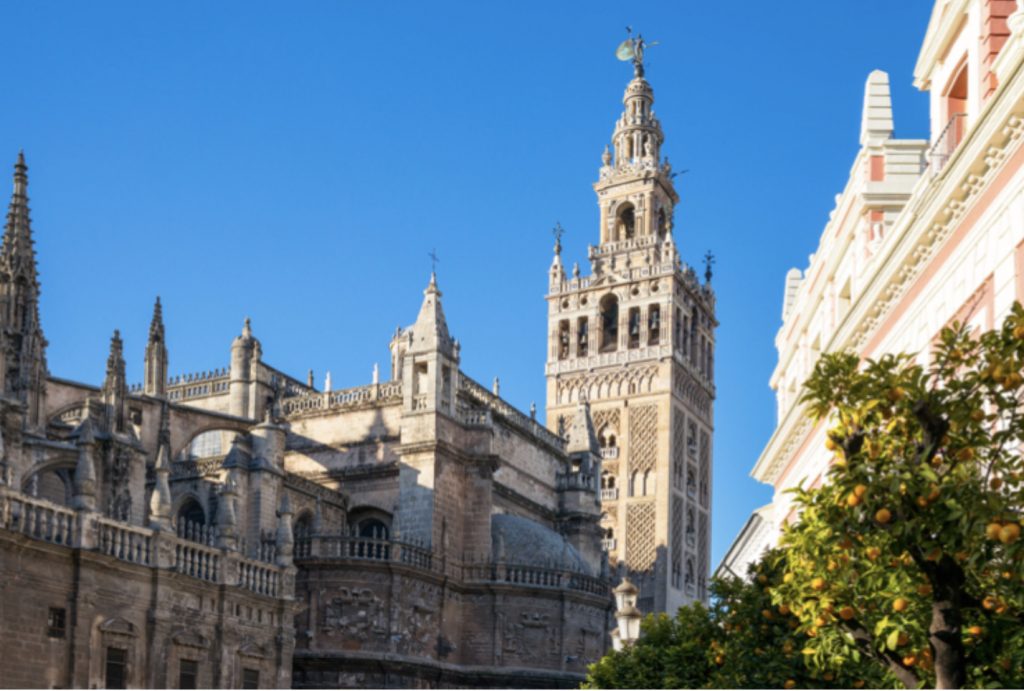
[773,304,1024,688]
[583,551,883,689]
[586,305,1024,689]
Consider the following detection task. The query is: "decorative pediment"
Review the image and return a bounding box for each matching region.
[99,617,137,637]
[171,630,209,649]
[237,641,268,659]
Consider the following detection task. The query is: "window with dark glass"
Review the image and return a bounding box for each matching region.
[47,607,66,638]
[243,668,260,689]
[105,647,127,690]
[179,659,198,689]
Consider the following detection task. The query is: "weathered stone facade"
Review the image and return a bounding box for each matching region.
[545,60,716,614]
[0,148,611,688]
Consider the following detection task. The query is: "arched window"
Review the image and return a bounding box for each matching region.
[25,468,74,506]
[178,499,206,526]
[642,470,655,496]
[616,204,636,241]
[629,471,639,497]
[657,208,667,238]
[357,518,389,540]
[599,294,619,353]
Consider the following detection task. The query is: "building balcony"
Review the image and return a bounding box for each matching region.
[601,538,617,551]
[601,447,619,460]
[600,488,619,501]
[926,112,967,176]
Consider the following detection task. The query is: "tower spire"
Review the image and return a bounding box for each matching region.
[103,329,128,432]
[144,296,168,397]
[0,152,48,425]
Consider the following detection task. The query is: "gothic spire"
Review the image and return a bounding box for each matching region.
[2,151,38,284]
[0,152,48,423]
[144,296,168,397]
[103,329,128,432]
[410,272,455,356]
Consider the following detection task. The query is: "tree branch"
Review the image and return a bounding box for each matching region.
[841,619,921,689]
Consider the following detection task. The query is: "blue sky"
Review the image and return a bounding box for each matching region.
[1,1,933,567]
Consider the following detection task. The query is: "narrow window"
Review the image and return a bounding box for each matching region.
[576,317,588,357]
[648,304,660,345]
[179,659,198,689]
[105,648,127,690]
[628,307,641,349]
[243,668,260,690]
[599,295,619,352]
[674,308,682,352]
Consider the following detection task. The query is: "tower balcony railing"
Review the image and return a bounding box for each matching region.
[925,112,967,177]
[601,537,617,551]
[600,487,619,501]
[601,447,619,460]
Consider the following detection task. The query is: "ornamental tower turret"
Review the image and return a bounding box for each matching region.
[545,37,716,615]
[0,152,48,427]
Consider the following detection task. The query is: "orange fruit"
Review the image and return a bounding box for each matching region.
[825,437,837,451]
[903,654,917,666]
[778,604,790,615]
[986,522,1003,541]
[811,577,827,591]
[982,596,998,610]
[875,508,892,524]
[847,493,861,508]
[990,477,1003,490]
[968,625,983,637]
[999,523,1021,544]
[917,583,932,596]
[838,606,856,621]
[784,680,796,690]
[893,598,908,612]
[854,484,868,498]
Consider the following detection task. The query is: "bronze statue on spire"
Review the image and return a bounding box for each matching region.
[616,27,658,77]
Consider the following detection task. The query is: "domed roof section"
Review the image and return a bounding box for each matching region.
[491,513,594,576]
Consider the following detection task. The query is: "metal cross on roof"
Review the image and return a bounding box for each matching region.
[552,222,565,254]
[428,248,440,274]
[703,250,716,283]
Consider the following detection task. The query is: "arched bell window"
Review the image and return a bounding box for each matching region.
[616,204,636,241]
[599,294,619,353]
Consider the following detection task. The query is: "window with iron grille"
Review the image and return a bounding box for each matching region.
[179,659,198,689]
[105,647,127,689]
[243,668,260,689]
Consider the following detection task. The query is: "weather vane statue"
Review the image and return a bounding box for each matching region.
[616,26,658,78]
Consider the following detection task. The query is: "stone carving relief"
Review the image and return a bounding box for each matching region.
[321,588,387,645]
[498,611,557,661]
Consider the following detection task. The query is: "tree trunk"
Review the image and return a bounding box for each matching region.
[930,591,966,688]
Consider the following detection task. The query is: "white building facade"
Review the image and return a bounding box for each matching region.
[722,0,1024,576]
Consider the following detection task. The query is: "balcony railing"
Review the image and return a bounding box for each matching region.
[601,537,617,551]
[600,487,619,501]
[926,112,967,176]
[601,447,619,460]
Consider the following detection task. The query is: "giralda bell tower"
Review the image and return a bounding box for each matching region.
[545,37,716,614]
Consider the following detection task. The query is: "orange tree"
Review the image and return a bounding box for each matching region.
[582,550,880,689]
[772,306,1024,688]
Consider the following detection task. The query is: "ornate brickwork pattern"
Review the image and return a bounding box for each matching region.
[699,429,710,509]
[628,404,657,473]
[670,494,682,588]
[626,502,656,570]
[671,407,685,491]
[698,511,709,600]
[592,407,621,437]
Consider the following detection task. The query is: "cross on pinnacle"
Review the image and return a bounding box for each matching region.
[428,248,440,274]
[703,250,716,284]
[552,222,565,254]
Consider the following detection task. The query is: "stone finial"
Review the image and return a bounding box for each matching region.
[276,492,294,567]
[324,370,332,393]
[530,402,537,420]
[492,377,500,396]
[860,70,894,146]
[307,369,313,388]
[372,362,379,385]
[148,444,173,530]
[409,272,456,357]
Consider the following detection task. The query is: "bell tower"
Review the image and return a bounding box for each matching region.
[545,41,716,614]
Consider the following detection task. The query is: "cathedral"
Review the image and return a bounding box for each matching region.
[0,48,714,689]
